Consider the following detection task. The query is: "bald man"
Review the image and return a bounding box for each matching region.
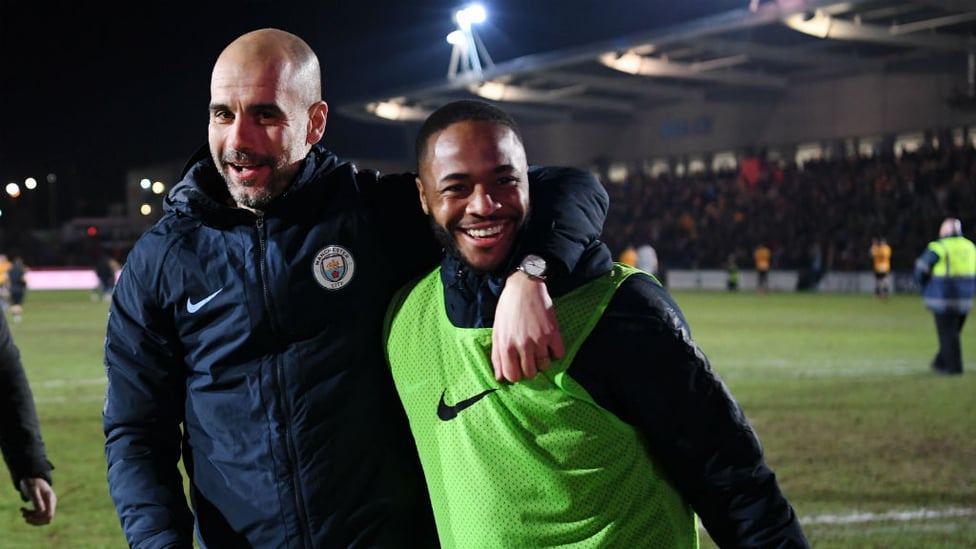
[103,28,608,547]
[914,217,976,375]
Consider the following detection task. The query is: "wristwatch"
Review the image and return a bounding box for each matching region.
[516,254,548,281]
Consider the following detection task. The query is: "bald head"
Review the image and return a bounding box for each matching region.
[940,218,962,238]
[207,28,329,211]
[214,28,322,107]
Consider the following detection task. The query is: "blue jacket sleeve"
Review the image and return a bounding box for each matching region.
[103,242,194,548]
[914,248,939,289]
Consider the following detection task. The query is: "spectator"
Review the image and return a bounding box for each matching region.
[7,258,27,323]
[870,237,892,300]
[754,243,771,293]
[636,243,659,277]
[619,244,637,267]
[727,254,739,291]
[93,252,121,303]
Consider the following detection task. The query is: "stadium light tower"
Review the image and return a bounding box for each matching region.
[447,3,494,81]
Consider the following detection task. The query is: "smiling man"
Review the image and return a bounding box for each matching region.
[421,112,529,274]
[385,100,809,548]
[103,29,610,548]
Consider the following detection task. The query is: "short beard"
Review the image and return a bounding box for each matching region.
[428,216,478,272]
[426,212,530,275]
[227,183,277,211]
[214,149,285,211]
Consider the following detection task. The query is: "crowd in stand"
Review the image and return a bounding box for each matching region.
[602,144,976,277]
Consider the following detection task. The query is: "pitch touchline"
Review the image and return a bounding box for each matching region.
[696,507,976,534]
[36,377,106,387]
[801,507,976,525]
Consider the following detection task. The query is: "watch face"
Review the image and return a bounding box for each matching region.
[521,255,547,277]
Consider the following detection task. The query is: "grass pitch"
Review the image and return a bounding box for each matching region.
[1,289,973,548]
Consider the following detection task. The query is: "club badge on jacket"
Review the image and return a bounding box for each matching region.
[313,245,355,290]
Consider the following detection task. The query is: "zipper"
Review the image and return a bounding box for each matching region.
[256,215,312,548]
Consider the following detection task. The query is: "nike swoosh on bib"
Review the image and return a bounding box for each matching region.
[437,388,497,421]
[187,288,223,314]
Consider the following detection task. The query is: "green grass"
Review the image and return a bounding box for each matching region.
[1,289,973,548]
[0,291,120,548]
[674,291,976,548]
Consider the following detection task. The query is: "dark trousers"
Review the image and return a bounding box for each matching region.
[933,312,967,374]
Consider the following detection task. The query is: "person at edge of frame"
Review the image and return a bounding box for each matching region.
[0,308,56,526]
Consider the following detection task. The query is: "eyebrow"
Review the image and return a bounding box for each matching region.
[438,164,518,184]
[208,103,285,116]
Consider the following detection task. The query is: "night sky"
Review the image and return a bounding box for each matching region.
[0,1,744,220]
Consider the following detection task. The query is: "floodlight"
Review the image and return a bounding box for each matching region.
[447,30,465,45]
[455,4,486,31]
[474,81,508,101]
[367,100,431,122]
[446,3,494,81]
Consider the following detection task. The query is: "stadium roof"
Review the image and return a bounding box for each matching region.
[337,0,976,126]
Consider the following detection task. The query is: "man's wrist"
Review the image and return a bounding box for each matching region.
[515,254,549,281]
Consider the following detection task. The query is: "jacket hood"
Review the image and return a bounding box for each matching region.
[164,144,342,225]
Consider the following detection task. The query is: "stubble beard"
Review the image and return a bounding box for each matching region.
[426,213,529,275]
[428,216,473,271]
[218,149,285,211]
[226,177,279,211]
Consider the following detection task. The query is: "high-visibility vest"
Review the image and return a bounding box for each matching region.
[921,236,976,313]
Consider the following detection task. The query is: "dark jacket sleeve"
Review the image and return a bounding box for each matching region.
[519,166,609,279]
[363,170,443,289]
[0,310,53,496]
[103,241,195,548]
[569,274,809,548]
[914,247,939,289]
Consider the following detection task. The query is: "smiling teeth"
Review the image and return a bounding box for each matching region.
[466,226,502,238]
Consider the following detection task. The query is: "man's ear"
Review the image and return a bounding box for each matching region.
[307,101,329,144]
[415,176,430,215]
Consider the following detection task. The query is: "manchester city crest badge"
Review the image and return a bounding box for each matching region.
[312,245,355,290]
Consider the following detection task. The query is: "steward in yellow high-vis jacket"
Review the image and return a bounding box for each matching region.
[915,218,976,375]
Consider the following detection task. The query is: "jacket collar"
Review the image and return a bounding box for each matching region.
[439,255,507,328]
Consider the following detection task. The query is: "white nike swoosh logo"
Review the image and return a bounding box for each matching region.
[187,288,223,314]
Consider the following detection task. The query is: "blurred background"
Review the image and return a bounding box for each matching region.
[1,0,974,282]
